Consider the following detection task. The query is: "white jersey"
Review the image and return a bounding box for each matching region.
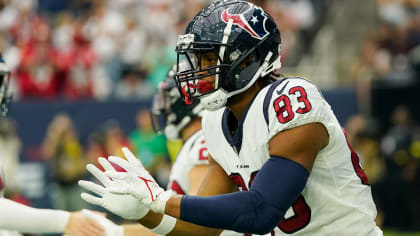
[202,77,383,236]
[167,131,268,236]
[0,162,22,236]
[167,131,209,195]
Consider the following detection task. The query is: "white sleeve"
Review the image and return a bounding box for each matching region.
[0,198,70,233]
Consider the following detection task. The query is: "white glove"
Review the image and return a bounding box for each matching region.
[81,209,123,236]
[78,157,149,220]
[105,147,175,214]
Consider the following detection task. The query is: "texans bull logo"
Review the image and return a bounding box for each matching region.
[221,6,269,40]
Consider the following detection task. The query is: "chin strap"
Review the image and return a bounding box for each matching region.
[227,51,274,98]
[200,89,229,111]
[164,102,203,140]
[165,116,191,140]
[261,55,282,78]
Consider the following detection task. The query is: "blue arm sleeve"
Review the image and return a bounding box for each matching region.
[180,156,309,234]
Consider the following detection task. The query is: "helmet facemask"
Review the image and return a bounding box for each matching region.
[175,32,281,111]
[151,67,203,140]
[174,1,282,111]
[175,35,230,106]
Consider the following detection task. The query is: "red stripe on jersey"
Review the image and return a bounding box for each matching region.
[170,180,186,195]
[343,129,370,185]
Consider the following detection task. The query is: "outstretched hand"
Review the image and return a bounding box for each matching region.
[104,147,175,214]
[78,156,149,220]
[64,210,105,236]
[81,210,123,236]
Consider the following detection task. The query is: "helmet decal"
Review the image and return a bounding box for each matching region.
[221,6,269,40]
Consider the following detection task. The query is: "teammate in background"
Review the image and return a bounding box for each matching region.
[150,67,208,197]
[81,1,383,235]
[0,56,121,236]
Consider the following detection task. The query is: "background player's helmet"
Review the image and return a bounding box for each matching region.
[0,55,12,116]
[175,0,282,111]
[151,63,204,140]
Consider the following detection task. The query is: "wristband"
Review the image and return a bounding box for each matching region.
[151,214,177,235]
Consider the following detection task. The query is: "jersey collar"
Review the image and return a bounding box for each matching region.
[221,92,259,153]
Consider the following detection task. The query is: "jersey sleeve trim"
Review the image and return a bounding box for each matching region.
[221,91,259,153]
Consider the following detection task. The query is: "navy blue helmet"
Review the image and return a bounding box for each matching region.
[151,63,203,140]
[175,0,281,111]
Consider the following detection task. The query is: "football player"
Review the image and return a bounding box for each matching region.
[150,67,209,197]
[80,65,261,235]
[0,56,121,236]
[81,1,383,235]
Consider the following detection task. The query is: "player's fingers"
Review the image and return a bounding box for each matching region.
[122,147,144,168]
[78,180,106,196]
[81,209,105,223]
[82,210,115,231]
[79,227,92,236]
[108,156,130,171]
[86,164,112,187]
[107,186,130,195]
[98,157,116,172]
[81,225,99,236]
[104,170,127,179]
[84,219,105,236]
[80,192,104,206]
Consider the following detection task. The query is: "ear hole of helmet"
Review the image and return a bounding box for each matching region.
[240,53,258,69]
[222,46,262,92]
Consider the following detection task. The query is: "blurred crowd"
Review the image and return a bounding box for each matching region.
[0,0,181,100]
[347,3,420,230]
[351,0,420,114]
[0,0,418,101]
[0,0,328,101]
[345,105,420,232]
[352,0,420,83]
[0,108,171,216]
